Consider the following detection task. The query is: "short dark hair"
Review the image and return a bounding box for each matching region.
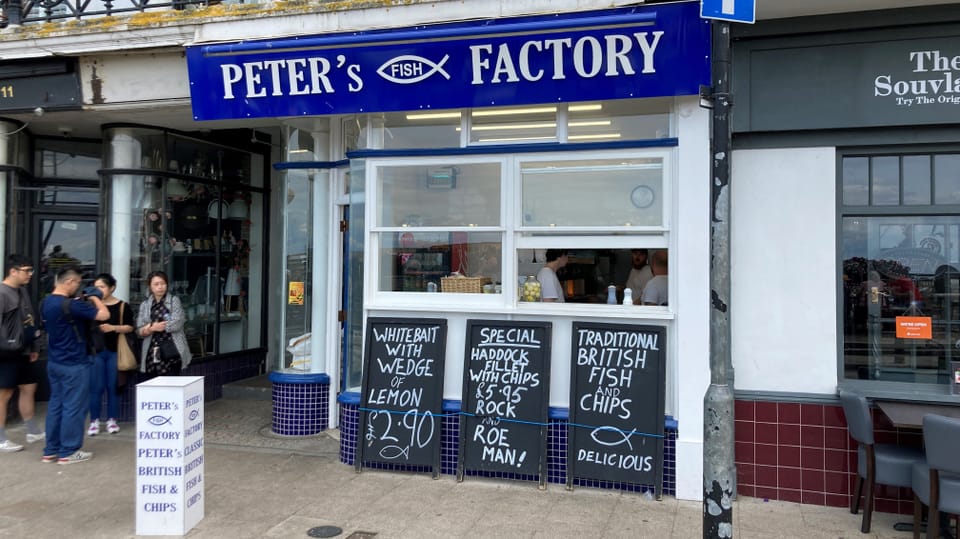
[55,266,82,284]
[4,254,31,275]
[146,270,169,286]
[95,273,117,288]
[545,249,568,263]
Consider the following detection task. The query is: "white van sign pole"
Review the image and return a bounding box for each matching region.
[136,376,205,536]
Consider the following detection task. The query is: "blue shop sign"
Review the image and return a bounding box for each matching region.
[186,2,710,121]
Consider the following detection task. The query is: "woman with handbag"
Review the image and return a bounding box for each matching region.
[88,273,135,436]
[136,271,192,378]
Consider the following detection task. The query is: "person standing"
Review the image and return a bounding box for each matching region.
[41,266,109,464]
[537,249,569,303]
[0,254,45,452]
[624,249,653,305]
[87,273,134,436]
[137,271,192,376]
[641,250,669,306]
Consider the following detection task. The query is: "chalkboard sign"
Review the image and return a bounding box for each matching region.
[356,317,447,477]
[459,320,551,486]
[567,322,666,494]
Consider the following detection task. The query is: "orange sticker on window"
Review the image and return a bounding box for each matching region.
[895,316,932,339]
[288,281,304,305]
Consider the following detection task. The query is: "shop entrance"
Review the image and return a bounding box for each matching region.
[33,214,99,295]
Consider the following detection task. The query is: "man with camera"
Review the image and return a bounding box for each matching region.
[40,267,108,465]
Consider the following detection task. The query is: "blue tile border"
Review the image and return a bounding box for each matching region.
[340,397,677,496]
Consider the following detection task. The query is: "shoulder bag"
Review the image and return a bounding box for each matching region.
[116,302,138,371]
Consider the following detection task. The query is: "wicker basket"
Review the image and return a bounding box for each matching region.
[440,276,492,293]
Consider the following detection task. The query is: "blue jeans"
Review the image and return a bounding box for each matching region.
[89,349,119,420]
[44,359,92,458]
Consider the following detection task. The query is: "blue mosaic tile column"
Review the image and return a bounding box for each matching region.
[338,392,360,465]
[268,372,330,436]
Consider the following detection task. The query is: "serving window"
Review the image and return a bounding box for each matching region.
[369,149,671,307]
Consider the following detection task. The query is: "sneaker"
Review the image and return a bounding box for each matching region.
[106,419,119,434]
[26,432,45,444]
[0,440,23,452]
[87,420,100,436]
[41,454,57,463]
[57,450,93,465]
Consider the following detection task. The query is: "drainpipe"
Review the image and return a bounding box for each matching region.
[704,19,736,539]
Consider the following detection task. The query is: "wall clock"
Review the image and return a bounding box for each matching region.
[631,185,655,209]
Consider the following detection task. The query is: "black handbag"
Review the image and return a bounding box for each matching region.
[146,336,181,375]
[159,339,180,361]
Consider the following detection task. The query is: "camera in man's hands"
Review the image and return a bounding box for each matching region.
[81,286,103,300]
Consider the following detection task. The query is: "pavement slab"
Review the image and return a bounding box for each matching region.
[0,398,923,538]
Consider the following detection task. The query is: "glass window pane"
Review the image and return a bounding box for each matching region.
[377,162,500,227]
[470,105,557,144]
[521,158,662,227]
[871,156,900,206]
[34,139,101,180]
[569,99,671,142]
[902,155,931,205]
[841,215,960,384]
[282,170,313,369]
[515,248,668,305]
[934,154,960,205]
[842,157,869,206]
[384,110,462,149]
[378,231,501,292]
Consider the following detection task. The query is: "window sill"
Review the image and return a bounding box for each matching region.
[366,297,674,320]
[838,379,960,404]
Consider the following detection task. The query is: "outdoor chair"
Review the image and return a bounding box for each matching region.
[911,413,960,539]
[838,391,925,533]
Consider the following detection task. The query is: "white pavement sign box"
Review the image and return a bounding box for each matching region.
[136,376,205,536]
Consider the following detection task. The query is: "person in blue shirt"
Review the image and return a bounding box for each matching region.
[41,267,109,464]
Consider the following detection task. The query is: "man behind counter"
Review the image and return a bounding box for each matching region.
[537,249,568,303]
[624,249,653,305]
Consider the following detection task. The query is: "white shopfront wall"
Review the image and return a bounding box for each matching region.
[186,1,713,500]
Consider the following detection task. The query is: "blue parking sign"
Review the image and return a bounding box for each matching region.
[701,0,755,24]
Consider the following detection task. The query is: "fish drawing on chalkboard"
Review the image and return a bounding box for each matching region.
[379,445,411,460]
[590,426,636,450]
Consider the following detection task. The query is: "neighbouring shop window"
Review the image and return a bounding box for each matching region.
[840,150,960,386]
[103,126,266,359]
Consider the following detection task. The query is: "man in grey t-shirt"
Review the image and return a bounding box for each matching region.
[0,254,44,452]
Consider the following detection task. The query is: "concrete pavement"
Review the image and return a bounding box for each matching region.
[0,398,918,538]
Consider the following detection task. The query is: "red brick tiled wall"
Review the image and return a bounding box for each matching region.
[734,399,921,515]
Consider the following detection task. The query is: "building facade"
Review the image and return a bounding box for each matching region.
[0,0,957,511]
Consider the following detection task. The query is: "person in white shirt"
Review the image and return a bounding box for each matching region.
[537,249,568,303]
[624,249,653,305]
[641,250,668,306]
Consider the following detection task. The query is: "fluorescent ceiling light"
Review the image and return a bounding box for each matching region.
[471,122,556,131]
[568,120,611,127]
[568,133,622,140]
[473,106,557,117]
[405,112,462,120]
[478,135,557,143]
[569,104,602,112]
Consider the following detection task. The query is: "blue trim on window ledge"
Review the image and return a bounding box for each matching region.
[346,138,678,160]
[338,391,361,405]
[268,371,330,384]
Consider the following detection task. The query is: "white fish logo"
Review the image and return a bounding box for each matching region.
[379,445,411,460]
[590,426,636,450]
[377,54,451,84]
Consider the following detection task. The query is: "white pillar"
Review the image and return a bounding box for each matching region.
[105,128,142,302]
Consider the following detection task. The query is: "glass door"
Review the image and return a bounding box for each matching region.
[35,216,99,298]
